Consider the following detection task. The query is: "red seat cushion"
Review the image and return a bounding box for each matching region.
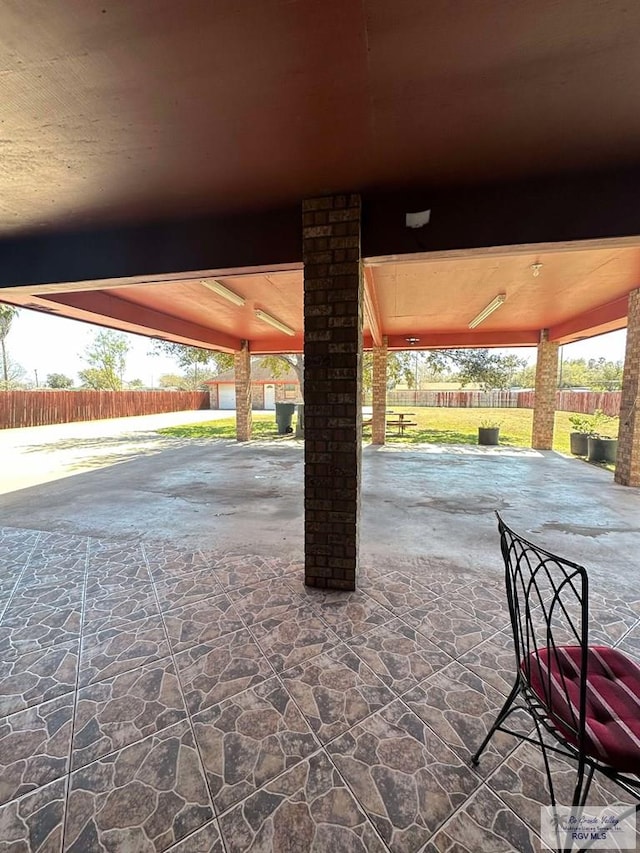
[524,645,640,773]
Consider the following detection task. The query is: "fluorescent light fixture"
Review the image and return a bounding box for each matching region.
[254,309,295,336]
[201,279,245,307]
[468,294,506,329]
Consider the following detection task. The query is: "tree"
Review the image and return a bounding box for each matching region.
[362,351,417,394]
[512,357,625,391]
[363,348,527,394]
[79,330,130,390]
[449,350,527,391]
[0,305,18,386]
[0,355,28,390]
[584,358,623,391]
[78,368,107,390]
[46,373,74,389]
[158,373,185,389]
[150,341,233,389]
[511,363,536,388]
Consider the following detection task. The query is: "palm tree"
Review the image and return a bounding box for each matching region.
[0,305,18,384]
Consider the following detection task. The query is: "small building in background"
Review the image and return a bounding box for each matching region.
[206,364,300,410]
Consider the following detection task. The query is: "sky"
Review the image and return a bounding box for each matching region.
[8,309,177,387]
[5,306,629,387]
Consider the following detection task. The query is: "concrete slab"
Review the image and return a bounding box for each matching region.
[0,409,230,493]
[1,411,639,594]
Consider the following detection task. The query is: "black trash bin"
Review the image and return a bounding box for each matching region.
[275,402,295,434]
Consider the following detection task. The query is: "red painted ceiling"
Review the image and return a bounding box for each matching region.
[3,240,637,351]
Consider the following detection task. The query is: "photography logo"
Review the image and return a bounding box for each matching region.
[541,806,637,850]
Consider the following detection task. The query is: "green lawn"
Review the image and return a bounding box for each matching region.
[158,407,618,470]
[159,415,281,441]
[380,407,553,448]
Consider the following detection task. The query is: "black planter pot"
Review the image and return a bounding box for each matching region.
[478,427,500,446]
[587,436,618,463]
[569,432,589,456]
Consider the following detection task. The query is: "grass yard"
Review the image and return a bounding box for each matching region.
[159,415,279,441]
[158,407,618,470]
[375,407,617,470]
[380,407,565,449]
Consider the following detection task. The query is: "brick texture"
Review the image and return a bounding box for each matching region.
[371,337,388,445]
[252,384,265,409]
[532,331,559,450]
[615,289,640,486]
[303,194,362,590]
[234,342,252,442]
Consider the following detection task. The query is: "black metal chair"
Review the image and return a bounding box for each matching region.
[472,513,640,835]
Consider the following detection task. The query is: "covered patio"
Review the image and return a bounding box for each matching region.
[2,1,640,597]
[0,420,639,850]
[2,1,640,849]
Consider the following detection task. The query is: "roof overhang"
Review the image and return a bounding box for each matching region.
[1,235,637,353]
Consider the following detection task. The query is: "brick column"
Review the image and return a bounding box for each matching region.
[303,193,362,590]
[234,341,252,442]
[371,337,388,445]
[615,289,640,486]
[532,330,559,450]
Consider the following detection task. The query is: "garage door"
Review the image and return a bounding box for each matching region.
[218,384,236,409]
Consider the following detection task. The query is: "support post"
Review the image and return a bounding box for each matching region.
[371,337,388,445]
[303,193,362,590]
[234,340,252,442]
[615,288,640,486]
[532,330,559,450]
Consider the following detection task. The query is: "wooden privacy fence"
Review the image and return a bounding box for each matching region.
[516,390,621,417]
[385,390,520,408]
[0,388,621,429]
[371,389,621,416]
[0,390,210,429]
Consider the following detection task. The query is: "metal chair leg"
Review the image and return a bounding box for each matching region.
[574,762,595,809]
[471,680,520,765]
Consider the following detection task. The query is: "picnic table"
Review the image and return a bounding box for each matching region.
[362,410,396,431]
[386,412,417,435]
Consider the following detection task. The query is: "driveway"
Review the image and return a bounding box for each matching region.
[0,409,231,493]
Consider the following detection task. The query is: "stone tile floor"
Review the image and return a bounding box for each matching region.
[0,525,638,852]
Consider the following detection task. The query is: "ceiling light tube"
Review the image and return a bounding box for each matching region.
[468,294,506,329]
[201,279,245,307]
[255,309,295,336]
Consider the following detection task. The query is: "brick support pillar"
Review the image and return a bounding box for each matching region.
[532,330,559,450]
[303,193,362,590]
[371,337,388,445]
[234,341,252,442]
[615,289,640,486]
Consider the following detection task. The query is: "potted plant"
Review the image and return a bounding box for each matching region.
[478,418,502,446]
[586,410,618,463]
[568,414,594,456]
